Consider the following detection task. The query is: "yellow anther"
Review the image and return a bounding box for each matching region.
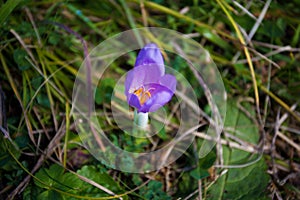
[145,91,152,98]
[132,86,154,105]
[133,87,143,96]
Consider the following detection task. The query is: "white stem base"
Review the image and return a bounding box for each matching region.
[134,110,149,129]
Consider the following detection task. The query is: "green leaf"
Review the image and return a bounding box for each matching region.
[196,27,231,50]
[207,100,270,200]
[199,149,216,169]
[13,49,31,71]
[34,164,127,199]
[208,159,269,200]
[258,20,285,38]
[191,150,216,180]
[31,76,43,90]
[34,164,64,189]
[190,167,210,180]
[34,164,83,196]
[223,100,259,163]
[139,180,171,200]
[36,93,51,108]
[77,165,127,198]
[38,190,63,200]
[23,183,43,200]
[177,171,197,197]
[14,134,29,148]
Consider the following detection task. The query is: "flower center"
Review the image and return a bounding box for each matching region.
[133,86,154,105]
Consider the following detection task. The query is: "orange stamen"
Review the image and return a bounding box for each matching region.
[133,87,143,96]
[132,86,154,105]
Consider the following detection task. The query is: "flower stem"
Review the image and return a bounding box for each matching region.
[134,109,149,129]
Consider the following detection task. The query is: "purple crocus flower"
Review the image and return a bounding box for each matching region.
[125,43,176,113]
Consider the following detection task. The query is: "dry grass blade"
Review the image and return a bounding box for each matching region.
[0,52,35,145]
[246,0,272,43]
[129,0,234,39]
[68,170,121,199]
[193,131,257,153]
[260,86,300,123]
[216,0,261,125]
[232,0,257,20]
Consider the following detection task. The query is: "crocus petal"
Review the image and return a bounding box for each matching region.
[124,64,162,96]
[124,68,136,97]
[138,83,174,113]
[135,43,165,76]
[159,74,177,93]
[128,93,141,109]
[125,43,176,113]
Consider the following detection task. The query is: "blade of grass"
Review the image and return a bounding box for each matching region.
[139,0,148,27]
[63,102,70,168]
[0,0,22,25]
[0,52,35,145]
[260,85,300,123]
[216,0,260,122]
[47,22,93,118]
[24,57,69,109]
[63,3,107,38]
[24,7,42,46]
[44,63,69,96]
[22,73,29,109]
[38,49,59,131]
[232,0,257,20]
[129,0,234,40]
[44,52,78,76]
[246,0,271,43]
[119,0,143,47]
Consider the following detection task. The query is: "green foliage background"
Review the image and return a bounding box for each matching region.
[1,0,300,199]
